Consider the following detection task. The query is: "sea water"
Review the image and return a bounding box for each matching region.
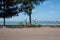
[36,21,60,25]
[0,21,60,25]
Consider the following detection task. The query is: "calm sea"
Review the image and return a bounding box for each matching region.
[0,21,60,25]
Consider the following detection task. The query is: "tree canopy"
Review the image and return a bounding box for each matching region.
[16,0,45,15]
[0,0,45,18]
[0,0,19,18]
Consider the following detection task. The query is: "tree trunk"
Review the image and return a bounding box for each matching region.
[29,14,31,26]
[4,17,5,26]
[3,1,6,27]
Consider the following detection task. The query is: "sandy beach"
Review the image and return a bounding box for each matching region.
[0,27,60,40]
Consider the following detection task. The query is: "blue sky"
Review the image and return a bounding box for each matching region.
[0,0,60,21]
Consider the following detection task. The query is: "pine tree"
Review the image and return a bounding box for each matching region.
[16,0,45,26]
[0,0,19,26]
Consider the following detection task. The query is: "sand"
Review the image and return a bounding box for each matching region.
[0,27,60,40]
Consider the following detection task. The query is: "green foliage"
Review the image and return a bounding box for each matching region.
[0,0,45,18]
[18,20,28,25]
[16,0,45,15]
[18,19,37,25]
[0,0,19,18]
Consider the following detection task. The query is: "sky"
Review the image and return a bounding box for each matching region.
[0,0,60,22]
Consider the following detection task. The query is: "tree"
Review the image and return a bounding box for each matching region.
[0,0,45,26]
[16,0,45,25]
[0,0,19,26]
